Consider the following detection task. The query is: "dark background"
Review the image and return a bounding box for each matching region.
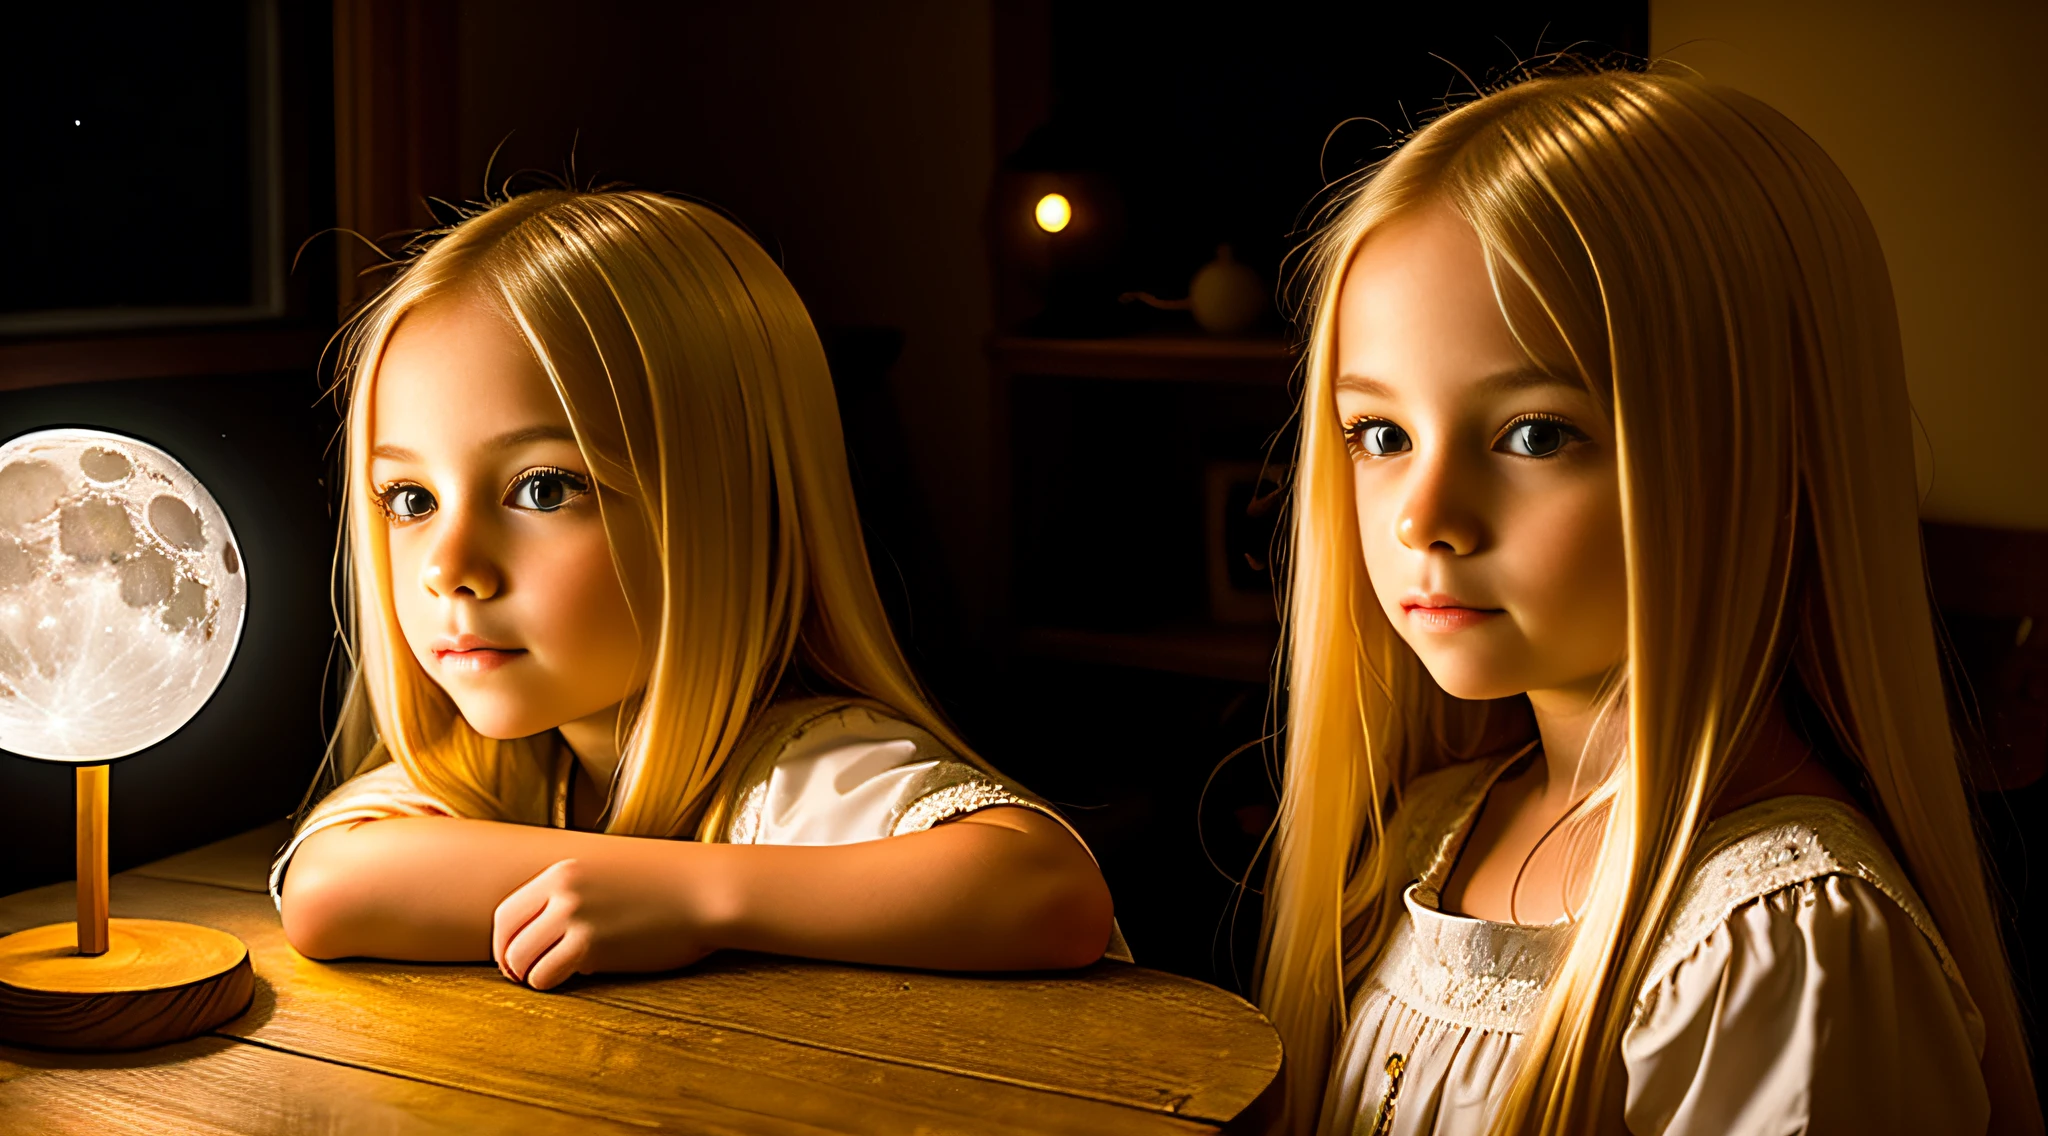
[2,8,2041,1078]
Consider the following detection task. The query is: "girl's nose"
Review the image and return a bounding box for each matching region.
[1395,455,1485,557]
[421,517,502,600]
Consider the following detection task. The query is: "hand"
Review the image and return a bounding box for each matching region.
[491,856,716,990]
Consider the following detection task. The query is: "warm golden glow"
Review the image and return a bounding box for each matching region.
[1033,193,1072,233]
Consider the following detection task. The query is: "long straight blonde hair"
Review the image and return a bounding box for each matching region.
[1257,68,2038,1133]
[319,188,982,840]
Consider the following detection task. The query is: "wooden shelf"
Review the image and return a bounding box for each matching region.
[1014,624,1279,684]
[991,335,1296,385]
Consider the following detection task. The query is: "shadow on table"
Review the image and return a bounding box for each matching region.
[228,972,278,1035]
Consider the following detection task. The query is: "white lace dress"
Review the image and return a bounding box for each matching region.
[1322,759,1988,1136]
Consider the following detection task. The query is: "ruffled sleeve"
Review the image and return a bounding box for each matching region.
[1622,871,1988,1135]
[714,702,1056,844]
[720,700,1132,962]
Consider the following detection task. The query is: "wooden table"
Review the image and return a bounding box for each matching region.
[0,822,1280,1134]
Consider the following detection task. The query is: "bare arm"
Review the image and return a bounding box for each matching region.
[280,807,1115,983]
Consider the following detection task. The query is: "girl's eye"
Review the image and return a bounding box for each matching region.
[508,468,590,512]
[378,484,436,522]
[1497,416,1584,458]
[1345,419,1412,457]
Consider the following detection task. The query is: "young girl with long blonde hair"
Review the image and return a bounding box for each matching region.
[1257,66,2038,1134]
[274,188,1123,987]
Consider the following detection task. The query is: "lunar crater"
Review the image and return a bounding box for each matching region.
[59,497,138,562]
[80,447,133,483]
[119,550,176,608]
[0,537,42,591]
[0,460,66,528]
[148,495,207,550]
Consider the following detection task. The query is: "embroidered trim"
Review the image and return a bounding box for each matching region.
[1373,885,1572,1033]
[887,763,1136,963]
[892,779,1042,836]
[1374,930,1549,1034]
[1633,795,1964,1023]
[724,779,770,844]
[1398,756,1517,888]
[1365,776,1961,1040]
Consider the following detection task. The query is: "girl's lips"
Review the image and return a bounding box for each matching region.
[1401,604,1503,632]
[430,635,527,673]
[433,647,527,673]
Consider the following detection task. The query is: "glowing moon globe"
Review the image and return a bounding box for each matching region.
[0,428,246,761]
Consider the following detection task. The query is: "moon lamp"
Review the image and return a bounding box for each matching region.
[0,427,252,1050]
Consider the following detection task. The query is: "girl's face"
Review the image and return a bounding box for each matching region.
[1333,202,1628,704]
[370,296,642,741]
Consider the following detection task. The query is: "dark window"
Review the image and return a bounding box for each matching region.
[1,2,281,330]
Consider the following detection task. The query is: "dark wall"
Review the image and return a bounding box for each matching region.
[0,376,337,897]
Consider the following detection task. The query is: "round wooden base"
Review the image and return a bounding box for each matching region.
[0,919,253,1051]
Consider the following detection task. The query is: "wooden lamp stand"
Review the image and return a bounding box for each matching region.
[0,765,253,1050]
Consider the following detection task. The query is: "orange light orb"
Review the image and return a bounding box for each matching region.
[1033,193,1072,233]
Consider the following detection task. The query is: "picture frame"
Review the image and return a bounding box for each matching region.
[1204,460,1286,625]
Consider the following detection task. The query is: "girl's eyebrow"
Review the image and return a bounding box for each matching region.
[1476,367,1578,396]
[485,425,578,449]
[370,425,577,463]
[1333,367,1575,397]
[1334,373,1396,397]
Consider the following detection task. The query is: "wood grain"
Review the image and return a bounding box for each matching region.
[0,956,252,1053]
[0,920,245,992]
[0,1035,654,1135]
[0,920,253,1051]
[0,875,1259,1134]
[573,951,1280,1119]
[74,767,108,956]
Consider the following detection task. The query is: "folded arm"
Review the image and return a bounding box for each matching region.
[279,806,1115,985]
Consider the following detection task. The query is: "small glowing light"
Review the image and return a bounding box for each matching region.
[1033,193,1072,234]
[73,119,81,126]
